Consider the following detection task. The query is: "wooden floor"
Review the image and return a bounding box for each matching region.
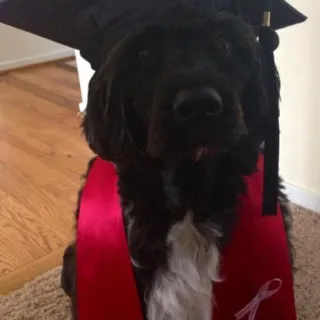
[0,59,93,294]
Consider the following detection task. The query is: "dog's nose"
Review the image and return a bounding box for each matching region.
[173,87,222,121]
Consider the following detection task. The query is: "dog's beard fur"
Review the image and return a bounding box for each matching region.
[147,212,221,320]
[61,9,294,320]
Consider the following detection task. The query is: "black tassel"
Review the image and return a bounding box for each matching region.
[259,25,280,215]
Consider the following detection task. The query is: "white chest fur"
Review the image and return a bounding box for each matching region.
[147,212,221,320]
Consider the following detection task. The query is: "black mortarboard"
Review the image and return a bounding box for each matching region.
[0,0,307,215]
[0,0,306,68]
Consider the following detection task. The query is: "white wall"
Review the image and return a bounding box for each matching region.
[0,24,74,72]
[75,50,95,112]
[276,0,320,209]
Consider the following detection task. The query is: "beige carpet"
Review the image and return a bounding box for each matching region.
[292,205,320,319]
[0,267,71,320]
[0,204,319,319]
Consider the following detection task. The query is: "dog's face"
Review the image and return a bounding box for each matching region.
[84,12,267,166]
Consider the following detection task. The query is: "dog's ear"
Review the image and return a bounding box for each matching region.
[81,62,130,163]
[241,47,269,133]
[233,48,270,175]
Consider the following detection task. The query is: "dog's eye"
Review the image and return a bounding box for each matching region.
[216,37,232,56]
[139,49,152,65]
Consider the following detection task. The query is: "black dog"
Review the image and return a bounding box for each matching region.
[61,9,293,320]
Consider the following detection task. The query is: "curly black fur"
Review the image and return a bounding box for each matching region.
[61,8,293,319]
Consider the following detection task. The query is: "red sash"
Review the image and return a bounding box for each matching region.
[77,156,297,320]
[77,158,143,320]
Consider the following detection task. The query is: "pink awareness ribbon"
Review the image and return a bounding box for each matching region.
[234,278,283,320]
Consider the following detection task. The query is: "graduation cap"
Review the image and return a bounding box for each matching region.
[0,0,306,68]
[0,0,307,215]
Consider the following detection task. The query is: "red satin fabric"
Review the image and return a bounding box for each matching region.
[213,156,297,319]
[77,156,297,320]
[77,158,143,320]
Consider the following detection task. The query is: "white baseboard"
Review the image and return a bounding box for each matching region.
[0,48,74,72]
[284,182,320,213]
[79,102,87,113]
